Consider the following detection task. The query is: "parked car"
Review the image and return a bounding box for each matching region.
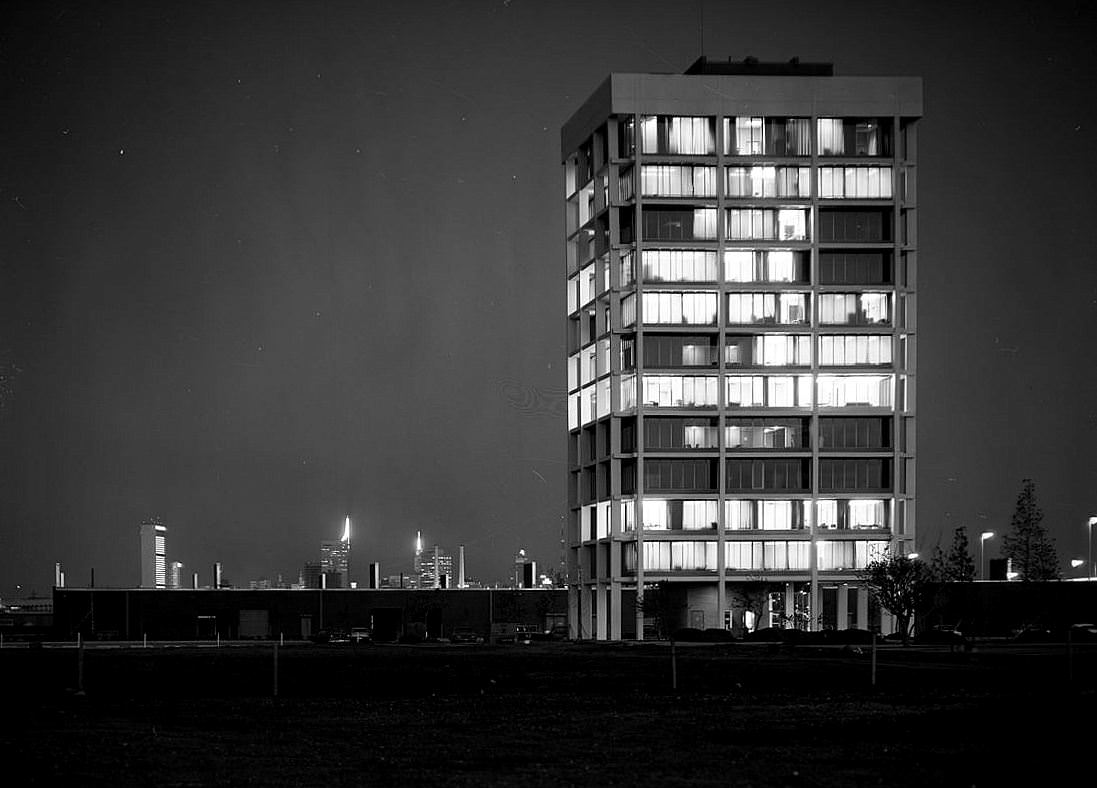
[493,623,536,644]
[450,628,484,644]
[914,625,967,646]
[350,627,373,644]
[309,628,351,645]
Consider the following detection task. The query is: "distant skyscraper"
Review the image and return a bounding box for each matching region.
[513,549,528,588]
[169,561,184,589]
[320,516,352,588]
[301,561,322,589]
[416,543,454,589]
[139,518,167,589]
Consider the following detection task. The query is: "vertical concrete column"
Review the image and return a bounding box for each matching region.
[609,582,622,640]
[784,581,795,623]
[856,585,869,630]
[579,585,594,640]
[836,583,849,630]
[568,586,580,639]
[595,585,608,640]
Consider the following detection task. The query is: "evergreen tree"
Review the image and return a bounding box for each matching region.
[1002,479,1060,581]
[930,526,976,582]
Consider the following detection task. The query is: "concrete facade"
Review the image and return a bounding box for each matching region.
[563,59,921,639]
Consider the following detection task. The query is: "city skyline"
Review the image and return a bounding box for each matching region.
[3,0,1097,592]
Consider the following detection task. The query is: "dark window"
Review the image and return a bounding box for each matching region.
[643,459,717,492]
[818,418,891,450]
[642,334,718,368]
[818,459,892,492]
[818,251,892,285]
[725,459,809,491]
[642,208,716,242]
[618,206,635,244]
[621,418,637,452]
[622,461,636,495]
[644,418,719,450]
[818,208,892,243]
[726,418,809,449]
[618,116,636,158]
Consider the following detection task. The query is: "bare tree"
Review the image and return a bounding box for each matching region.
[859,553,933,645]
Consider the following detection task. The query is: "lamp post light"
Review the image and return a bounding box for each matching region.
[1088,517,1097,580]
[980,531,995,580]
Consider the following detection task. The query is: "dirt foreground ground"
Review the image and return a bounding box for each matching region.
[2,640,1093,786]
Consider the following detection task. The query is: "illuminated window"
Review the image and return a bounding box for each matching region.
[725,166,811,198]
[816,375,893,408]
[641,165,717,197]
[817,293,891,326]
[641,250,719,282]
[724,249,809,283]
[818,335,892,366]
[640,116,716,155]
[641,292,718,325]
[724,117,811,156]
[726,208,809,241]
[817,118,891,157]
[641,375,719,407]
[726,375,813,408]
[726,292,808,325]
[817,166,893,199]
[725,334,811,367]
[816,499,890,530]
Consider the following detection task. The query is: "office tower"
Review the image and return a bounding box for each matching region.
[169,561,184,589]
[513,549,528,588]
[457,545,466,589]
[522,561,538,589]
[301,561,322,590]
[562,58,920,640]
[368,562,381,589]
[213,561,223,589]
[139,518,167,589]
[320,516,352,589]
[417,543,454,589]
[54,562,64,589]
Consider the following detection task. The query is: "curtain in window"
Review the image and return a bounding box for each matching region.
[817,119,845,155]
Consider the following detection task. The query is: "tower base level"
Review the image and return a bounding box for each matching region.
[568,581,894,641]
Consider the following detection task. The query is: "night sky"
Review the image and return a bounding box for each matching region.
[3,0,1096,593]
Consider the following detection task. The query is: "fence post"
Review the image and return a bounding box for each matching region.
[76,635,85,695]
[871,632,877,688]
[671,639,678,691]
[1067,626,1073,685]
[273,642,279,698]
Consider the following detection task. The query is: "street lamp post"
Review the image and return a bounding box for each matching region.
[1088,517,1097,580]
[980,531,995,580]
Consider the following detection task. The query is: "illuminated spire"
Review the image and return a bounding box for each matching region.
[415,530,423,556]
[341,515,351,544]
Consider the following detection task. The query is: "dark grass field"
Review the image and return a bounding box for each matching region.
[2,641,1094,786]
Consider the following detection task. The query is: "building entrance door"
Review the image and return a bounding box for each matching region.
[300,616,313,639]
[689,610,705,630]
